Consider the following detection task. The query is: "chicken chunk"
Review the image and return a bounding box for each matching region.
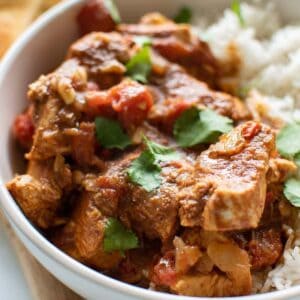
[7,174,61,229]
[26,98,78,160]
[72,125,189,242]
[28,59,86,103]
[68,32,132,87]
[101,149,184,242]
[7,157,72,228]
[52,178,122,270]
[121,174,181,241]
[69,122,105,169]
[178,122,275,231]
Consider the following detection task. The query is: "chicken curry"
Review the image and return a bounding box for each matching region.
[7,0,298,297]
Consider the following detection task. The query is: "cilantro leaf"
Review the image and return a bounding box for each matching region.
[174,107,233,147]
[276,123,300,159]
[127,139,180,192]
[133,36,152,47]
[104,218,139,253]
[174,6,192,23]
[200,109,233,142]
[173,107,202,147]
[231,0,245,27]
[126,46,152,83]
[295,153,300,167]
[104,0,121,24]
[128,150,162,192]
[284,178,300,207]
[145,137,181,162]
[95,117,131,150]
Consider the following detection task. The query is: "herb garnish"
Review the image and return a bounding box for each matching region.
[128,150,162,192]
[231,0,245,27]
[295,153,300,167]
[174,6,192,23]
[277,123,300,208]
[95,117,131,150]
[103,218,139,254]
[127,137,180,192]
[104,0,121,24]
[174,107,233,147]
[284,178,300,208]
[126,45,152,84]
[276,120,300,211]
[276,123,300,159]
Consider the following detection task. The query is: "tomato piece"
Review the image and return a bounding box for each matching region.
[85,91,115,117]
[164,99,192,132]
[109,80,153,130]
[13,109,35,149]
[241,122,261,140]
[77,0,116,35]
[152,251,177,287]
[85,80,153,129]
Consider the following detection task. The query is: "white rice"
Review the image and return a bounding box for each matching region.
[193,1,300,293]
[262,247,300,291]
[194,1,300,124]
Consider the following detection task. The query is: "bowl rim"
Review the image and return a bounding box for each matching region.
[0,1,300,299]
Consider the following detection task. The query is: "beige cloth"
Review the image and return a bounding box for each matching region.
[0,0,61,57]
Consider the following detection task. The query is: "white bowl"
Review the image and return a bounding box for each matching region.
[1,0,300,299]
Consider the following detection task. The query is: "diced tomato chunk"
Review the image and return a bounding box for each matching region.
[241,122,262,140]
[85,91,115,118]
[164,99,192,132]
[152,251,177,287]
[85,80,153,129]
[13,109,35,149]
[77,0,116,35]
[109,80,153,130]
